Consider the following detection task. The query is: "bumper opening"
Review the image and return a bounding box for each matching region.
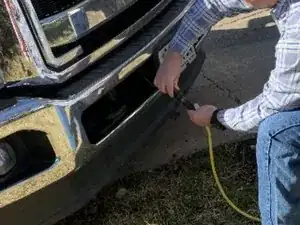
[0,131,56,191]
[82,57,158,144]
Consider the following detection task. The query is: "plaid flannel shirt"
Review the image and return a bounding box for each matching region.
[170,0,300,133]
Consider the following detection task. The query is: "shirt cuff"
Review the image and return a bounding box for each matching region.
[216,108,233,130]
[216,108,258,133]
[168,33,191,56]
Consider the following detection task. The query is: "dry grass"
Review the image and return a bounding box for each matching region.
[0,4,36,81]
[57,139,259,225]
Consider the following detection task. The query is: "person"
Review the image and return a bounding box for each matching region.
[153,0,300,224]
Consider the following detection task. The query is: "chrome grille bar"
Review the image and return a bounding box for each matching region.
[31,0,84,19]
[41,0,138,48]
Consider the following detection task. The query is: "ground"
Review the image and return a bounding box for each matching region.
[57,139,259,225]
[57,9,277,225]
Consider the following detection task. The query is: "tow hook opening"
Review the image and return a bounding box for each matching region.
[82,57,158,144]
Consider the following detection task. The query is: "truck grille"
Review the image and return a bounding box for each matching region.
[19,0,171,80]
[52,0,164,57]
[31,0,84,19]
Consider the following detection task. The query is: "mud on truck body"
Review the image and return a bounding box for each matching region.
[0,0,207,224]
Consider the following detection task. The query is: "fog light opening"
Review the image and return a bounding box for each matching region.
[0,130,56,191]
[0,143,16,176]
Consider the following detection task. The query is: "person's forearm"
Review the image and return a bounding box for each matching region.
[217,93,274,133]
[169,0,253,55]
[217,25,300,133]
[217,88,300,133]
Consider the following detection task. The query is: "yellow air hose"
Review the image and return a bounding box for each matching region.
[145,77,260,222]
[204,125,261,222]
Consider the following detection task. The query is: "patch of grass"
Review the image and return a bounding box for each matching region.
[0,4,37,81]
[58,139,259,225]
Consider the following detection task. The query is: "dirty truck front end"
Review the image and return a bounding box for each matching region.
[0,0,207,224]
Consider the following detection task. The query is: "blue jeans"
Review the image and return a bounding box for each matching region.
[257,109,300,225]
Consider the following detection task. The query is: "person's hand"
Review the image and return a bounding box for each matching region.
[187,105,217,127]
[154,50,182,98]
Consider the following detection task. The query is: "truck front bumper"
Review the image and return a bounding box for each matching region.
[0,51,205,225]
[0,0,206,224]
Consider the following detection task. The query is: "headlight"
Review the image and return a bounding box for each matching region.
[0,142,16,176]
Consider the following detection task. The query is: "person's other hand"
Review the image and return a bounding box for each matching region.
[154,51,182,98]
[187,105,217,127]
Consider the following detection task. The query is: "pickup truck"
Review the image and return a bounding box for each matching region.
[0,0,206,224]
